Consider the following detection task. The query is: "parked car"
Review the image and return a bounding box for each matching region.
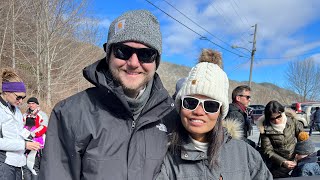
[249,104,265,110]
[297,104,320,127]
[291,101,320,113]
[250,109,264,124]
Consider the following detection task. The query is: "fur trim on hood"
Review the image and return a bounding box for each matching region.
[222,118,243,140]
[256,108,301,134]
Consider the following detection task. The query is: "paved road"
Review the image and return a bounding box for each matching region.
[248,125,320,151]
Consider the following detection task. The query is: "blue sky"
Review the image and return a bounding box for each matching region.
[87,0,320,88]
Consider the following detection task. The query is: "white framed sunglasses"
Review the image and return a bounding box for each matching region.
[181,96,222,114]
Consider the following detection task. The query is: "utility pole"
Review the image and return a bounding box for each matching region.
[248,24,257,88]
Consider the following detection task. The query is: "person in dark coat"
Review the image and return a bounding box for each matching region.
[257,100,304,178]
[226,85,254,146]
[156,49,272,180]
[291,132,320,177]
[39,10,179,180]
[309,107,320,136]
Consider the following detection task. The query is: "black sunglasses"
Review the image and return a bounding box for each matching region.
[112,43,158,63]
[270,114,282,121]
[12,92,26,100]
[238,94,251,100]
[181,96,222,114]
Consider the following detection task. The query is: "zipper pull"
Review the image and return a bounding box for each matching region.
[131,120,136,129]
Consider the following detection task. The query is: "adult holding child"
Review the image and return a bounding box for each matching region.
[0,68,40,180]
[156,49,272,180]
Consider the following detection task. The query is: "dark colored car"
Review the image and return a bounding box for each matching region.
[249,104,265,110]
[250,109,264,124]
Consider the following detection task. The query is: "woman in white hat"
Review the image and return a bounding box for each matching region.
[156,49,272,180]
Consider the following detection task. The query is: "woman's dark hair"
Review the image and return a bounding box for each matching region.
[169,112,224,167]
[264,100,285,122]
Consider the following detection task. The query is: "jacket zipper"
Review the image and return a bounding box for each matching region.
[131,120,136,129]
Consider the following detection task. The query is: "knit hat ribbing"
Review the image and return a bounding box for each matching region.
[175,50,229,119]
[104,10,162,68]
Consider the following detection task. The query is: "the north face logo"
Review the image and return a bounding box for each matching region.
[156,123,167,132]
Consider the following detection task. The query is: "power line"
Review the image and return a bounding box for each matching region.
[230,0,251,27]
[161,0,244,55]
[145,0,250,58]
[209,0,252,47]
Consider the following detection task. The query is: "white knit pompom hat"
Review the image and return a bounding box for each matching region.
[175,55,229,119]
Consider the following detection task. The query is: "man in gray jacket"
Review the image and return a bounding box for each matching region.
[39,10,178,180]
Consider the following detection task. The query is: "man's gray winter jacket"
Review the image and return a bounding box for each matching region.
[39,59,178,180]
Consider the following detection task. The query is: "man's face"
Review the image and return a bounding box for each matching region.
[28,102,38,111]
[236,90,251,107]
[109,42,157,98]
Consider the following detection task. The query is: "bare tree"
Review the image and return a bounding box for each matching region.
[285,58,320,101]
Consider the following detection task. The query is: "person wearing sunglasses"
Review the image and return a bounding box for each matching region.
[39,10,179,180]
[226,85,254,147]
[0,68,41,180]
[256,100,304,178]
[156,49,272,180]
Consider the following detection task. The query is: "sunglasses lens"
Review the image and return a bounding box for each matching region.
[113,44,132,60]
[182,97,199,110]
[136,48,157,63]
[203,100,221,113]
[112,43,157,63]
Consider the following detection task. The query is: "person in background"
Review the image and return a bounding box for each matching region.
[226,85,254,147]
[291,132,320,177]
[22,97,48,180]
[172,77,186,100]
[257,100,304,178]
[0,68,40,180]
[39,10,178,180]
[156,49,272,180]
[309,107,320,136]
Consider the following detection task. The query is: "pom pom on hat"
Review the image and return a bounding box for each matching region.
[175,49,229,119]
[295,132,315,155]
[104,10,162,68]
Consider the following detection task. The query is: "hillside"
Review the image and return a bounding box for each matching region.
[157,60,299,106]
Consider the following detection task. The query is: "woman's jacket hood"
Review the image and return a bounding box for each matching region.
[256,108,303,134]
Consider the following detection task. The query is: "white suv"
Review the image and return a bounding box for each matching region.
[297,104,320,127]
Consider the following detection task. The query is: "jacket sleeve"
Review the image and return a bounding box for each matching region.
[261,133,287,166]
[155,155,173,180]
[247,145,273,180]
[39,105,82,180]
[32,111,49,137]
[294,118,304,137]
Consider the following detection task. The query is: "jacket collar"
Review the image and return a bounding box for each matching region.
[180,128,231,161]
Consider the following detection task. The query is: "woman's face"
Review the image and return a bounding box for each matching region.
[180,94,221,142]
[4,91,26,107]
[270,113,283,124]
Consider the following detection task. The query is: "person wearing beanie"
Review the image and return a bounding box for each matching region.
[156,49,272,180]
[256,100,304,178]
[39,10,179,180]
[172,77,186,100]
[291,132,320,177]
[0,68,40,180]
[22,97,48,180]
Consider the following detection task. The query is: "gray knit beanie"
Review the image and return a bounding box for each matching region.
[104,10,162,68]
